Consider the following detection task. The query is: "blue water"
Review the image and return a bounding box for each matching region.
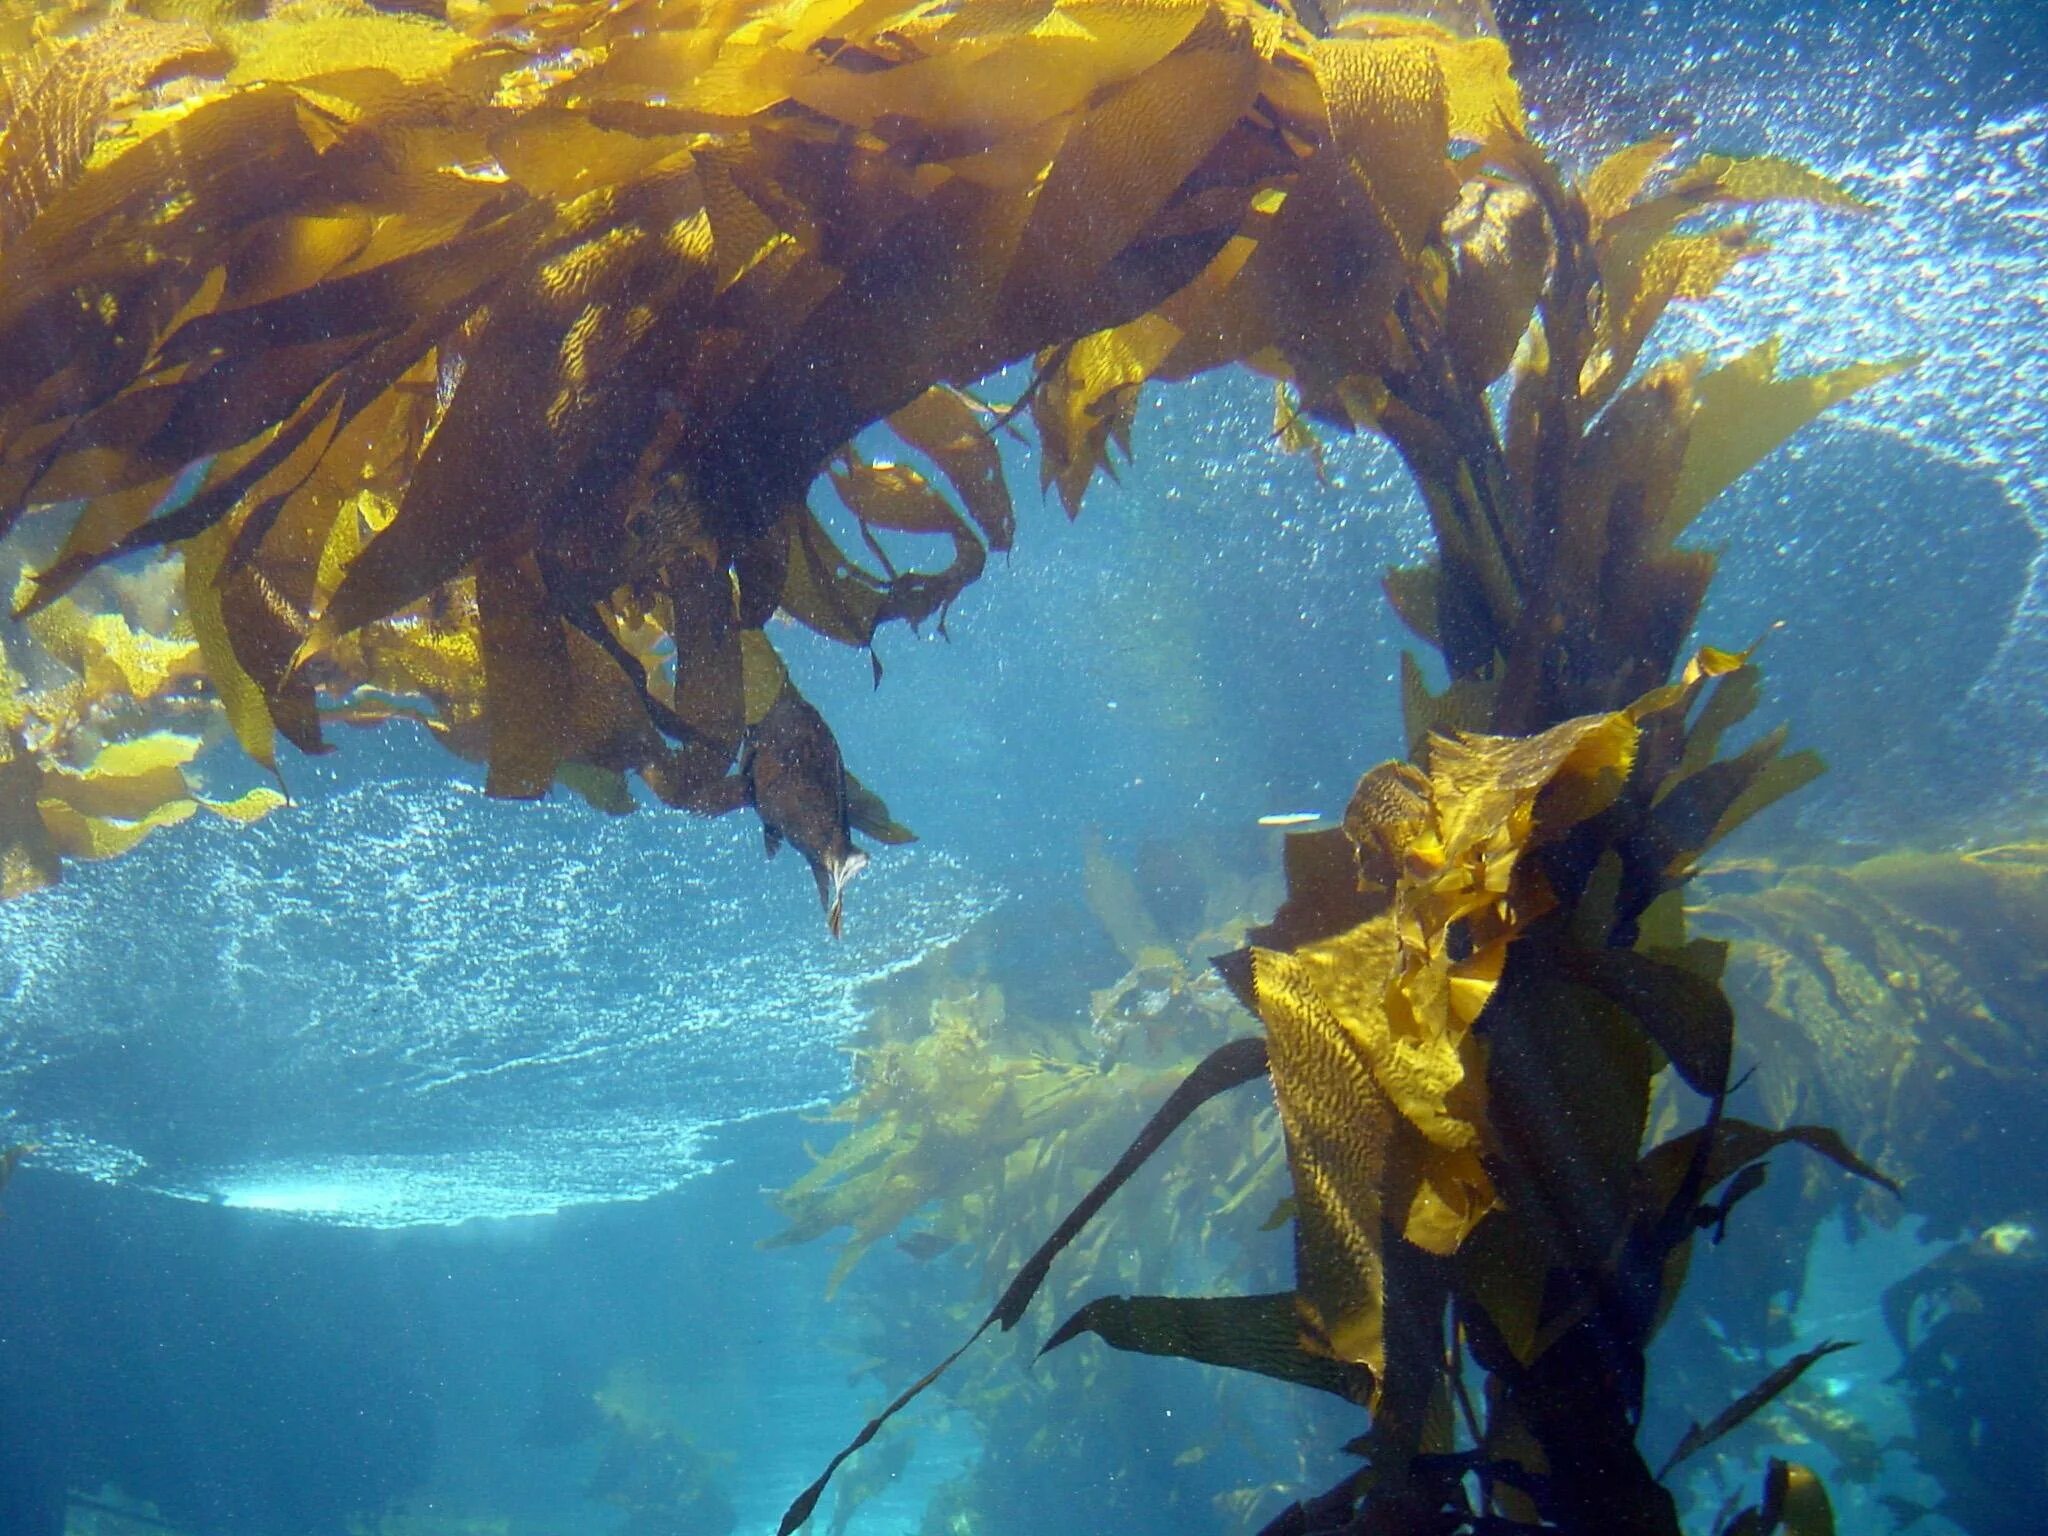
[2,1,2044,1534]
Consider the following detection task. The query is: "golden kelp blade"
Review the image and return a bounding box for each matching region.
[0,0,1522,911]
[1248,708,1635,1377]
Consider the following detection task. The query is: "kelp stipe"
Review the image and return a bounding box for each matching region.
[782,78,1908,1536]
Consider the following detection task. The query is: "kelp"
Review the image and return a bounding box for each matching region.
[1656,1339,1854,1481]
[770,847,1309,1532]
[769,844,1280,1299]
[0,0,1523,921]
[1,568,284,898]
[1698,842,2048,1240]
[784,97,1903,1536]
[1877,1223,2047,1536]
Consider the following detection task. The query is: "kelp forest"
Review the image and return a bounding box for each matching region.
[1,0,2043,1534]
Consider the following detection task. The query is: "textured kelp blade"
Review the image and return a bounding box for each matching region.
[39,731,200,821]
[0,727,61,899]
[39,795,197,860]
[1254,927,1400,1376]
[1044,1291,1375,1403]
[779,1035,1269,1534]
[1664,340,1914,538]
[1657,1341,1855,1478]
[0,18,228,244]
[1581,136,1677,228]
[1670,154,1874,213]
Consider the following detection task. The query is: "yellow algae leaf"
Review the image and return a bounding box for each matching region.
[789,34,1127,136]
[739,630,787,728]
[1274,381,1329,481]
[1594,225,1759,398]
[1,727,60,900]
[1582,135,1677,228]
[489,110,684,203]
[1319,16,1521,139]
[314,490,369,600]
[1300,929,1478,1151]
[1254,887,1500,1370]
[183,517,278,772]
[38,793,196,860]
[39,733,199,821]
[1311,36,1456,263]
[198,785,287,823]
[0,637,24,733]
[830,456,966,538]
[1665,339,1915,538]
[222,212,376,310]
[1427,33,1520,141]
[1670,153,1874,214]
[222,8,470,88]
[77,611,202,701]
[1425,711,1636,867]
[1035,327,1161,516]
[887,386,1013,552]
[1253,930,1399,1375]
[474,549,576,800]
[81,731,202,776]
[1442,181,1548,389]
[1011,43,1260,300]
[1401,1140,1492,1256]
[0,15,228,244]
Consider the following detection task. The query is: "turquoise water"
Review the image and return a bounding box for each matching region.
[2,1,2044,1533]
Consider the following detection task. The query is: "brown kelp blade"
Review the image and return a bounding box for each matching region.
[1658,1340,1856,1481]
[779,1034,1270,1533]
[1043,1291,1374,1403]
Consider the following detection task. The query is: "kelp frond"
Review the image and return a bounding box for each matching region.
[0,0,1526,918]
[782,107,1906,1533]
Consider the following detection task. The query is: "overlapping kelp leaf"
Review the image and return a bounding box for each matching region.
[1,568,284,898]
[1696,842,2048,1239]
[0,0,1522,918]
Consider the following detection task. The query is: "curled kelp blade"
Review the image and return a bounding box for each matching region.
[778,1034,1269,1533]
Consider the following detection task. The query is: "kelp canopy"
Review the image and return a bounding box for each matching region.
[0,0,1523,918]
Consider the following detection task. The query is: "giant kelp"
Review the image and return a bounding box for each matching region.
[783,104,1906,1536]
[0,0,1521,922]
[769,835,1284,1301]
[1699,843,2048,1240]
[769,842,1313,1534]
[1,561,284,898]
